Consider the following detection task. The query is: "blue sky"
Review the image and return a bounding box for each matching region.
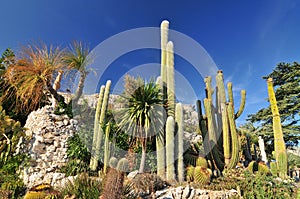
[1,0,300,125]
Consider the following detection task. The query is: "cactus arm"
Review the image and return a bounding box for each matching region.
[226,102,240,169]
[90,85,105,170]
[176,103,184,182]
[227,82,234,107]
[235,90,246,119]
[205,76,213,101]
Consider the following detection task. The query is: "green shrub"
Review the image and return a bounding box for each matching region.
[60,134,91,176]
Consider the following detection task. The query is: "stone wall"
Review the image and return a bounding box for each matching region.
[17,106,79,188]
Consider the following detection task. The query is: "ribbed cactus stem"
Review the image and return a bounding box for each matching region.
[216,70,227,104]
[227,102,240,169]
[270,161,277,176]
[267,78,287,179]
[222,103,230,165]
[161,20,169,102]
[117,158,129,172]
[235,90,246,119]
[175,103,184,182]
[90,85,105,170]
[227,82,234,107]
[91,80,111,171]
[103,123,111,174]
[204,98,224,171]
[204,76,213,100]
[166,41,175,118]
[156,76,165,179]
[166,116,176,182]
[196,100,209,157]
[109,157,118,168]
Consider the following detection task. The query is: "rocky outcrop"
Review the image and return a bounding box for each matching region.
[17,106,79,188]
[154,185,238,199]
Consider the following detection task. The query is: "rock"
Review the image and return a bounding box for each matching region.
[127,170,139,180]
[17,105,78,188]
[182,185,191,198]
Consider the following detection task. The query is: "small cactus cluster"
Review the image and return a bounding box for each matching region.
[90,80,112,171]
[197,70,246,175]
[186,157,212,185]
[267,78,288,179]
[156,20,185,183]
[247,161,270,175]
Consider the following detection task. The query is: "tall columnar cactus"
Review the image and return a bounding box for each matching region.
[166,41,175,118]
[166,116,175,182]
[198,70,246,174]
[156,20,169,180]
[156,76,166,179]
[90,80,111,171]
[258,136,268,164]
[267,77,288,179]
[175,103,184,182]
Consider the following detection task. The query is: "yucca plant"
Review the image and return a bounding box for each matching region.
[117,80,163,173]
[63,41,92,105]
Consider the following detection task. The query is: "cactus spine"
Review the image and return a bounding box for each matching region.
[267,78,288,179]
[166,116,175,182]
[175,103,184,182]
[90,80,111,171]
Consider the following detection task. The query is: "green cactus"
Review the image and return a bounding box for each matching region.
[267,78,288,179]
[166,41,175,118]
[160,20,169,102]
[175,103,184,182]
[247,161,258,173]
[156,76,165,180]
[90,80,111,171]
[270,161,277,176]
[186,166,195,182]
[196,157,208,168]
[117,158,129,172]
[156,20,169,180]
[103,123,111,174]
[257,162,270,174]
[193,166,212,184]
[109,157,118,168]
[166,116,175,182]
[226,102,240,170]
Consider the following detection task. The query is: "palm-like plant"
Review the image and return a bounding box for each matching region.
[63,41,91,105]
[1,44,65,114]
[118,80,163,173]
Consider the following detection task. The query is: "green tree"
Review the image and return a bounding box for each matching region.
[248,62,300,146]
[117,80,163,173]
[64,41,91,105]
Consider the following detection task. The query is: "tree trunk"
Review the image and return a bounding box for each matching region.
[73,72,87,105]
[47,82,66,106]
[139,139,146,173]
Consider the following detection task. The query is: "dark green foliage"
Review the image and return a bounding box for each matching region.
[60,134,91,176]
[60,173,102,198]
[248,62,300,146]
[54,100,73,118]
